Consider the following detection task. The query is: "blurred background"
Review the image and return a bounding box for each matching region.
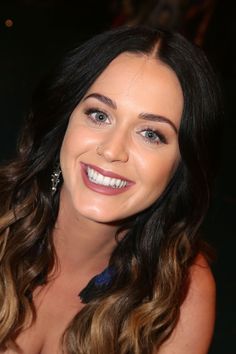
[0,1,235,353]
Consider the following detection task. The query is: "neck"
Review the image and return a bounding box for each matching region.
[52,188,119,278]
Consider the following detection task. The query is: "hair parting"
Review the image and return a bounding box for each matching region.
[0,25,222,353]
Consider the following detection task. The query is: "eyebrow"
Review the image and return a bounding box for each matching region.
[138,112,178,134]
[83,92,178,134]
[83,93,117,110]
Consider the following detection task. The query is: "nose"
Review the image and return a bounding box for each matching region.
[96,130,129,163]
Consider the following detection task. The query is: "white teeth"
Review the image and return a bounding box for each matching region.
[103,176,110,186]
[115,179,121,188]
[97,174,103,184]
[86,167,128,188]
[111,178,116,187]
[90,168,95,179]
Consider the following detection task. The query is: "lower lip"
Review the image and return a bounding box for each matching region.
[80,163,134,196]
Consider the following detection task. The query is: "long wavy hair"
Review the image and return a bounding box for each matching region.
[0,26,221,353]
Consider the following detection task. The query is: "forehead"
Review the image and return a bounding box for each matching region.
[85,53,184,128]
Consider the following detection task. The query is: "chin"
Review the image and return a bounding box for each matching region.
[80,210,122,224]
[74,204,133,225]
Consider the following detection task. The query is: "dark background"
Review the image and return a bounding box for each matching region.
[0,1,235,353]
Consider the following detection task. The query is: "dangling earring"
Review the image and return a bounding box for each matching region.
[51,164,61,194]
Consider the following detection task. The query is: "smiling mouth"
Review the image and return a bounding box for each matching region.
[81,162,134,189]
[87,166,128,188]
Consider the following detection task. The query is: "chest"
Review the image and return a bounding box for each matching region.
[6,280,86,354]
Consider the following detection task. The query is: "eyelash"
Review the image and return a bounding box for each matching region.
[138,127,167,145]
[84,108,167,145]
[84,108,110,125]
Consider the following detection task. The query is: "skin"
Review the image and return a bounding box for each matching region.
[5,53,215,354]
[59,52,183,224]
[155,253,216,354]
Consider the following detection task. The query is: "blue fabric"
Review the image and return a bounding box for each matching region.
[94,266,114,286]
[78,266,115,303]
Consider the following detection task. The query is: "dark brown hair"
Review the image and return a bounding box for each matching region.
[0,26,222,353]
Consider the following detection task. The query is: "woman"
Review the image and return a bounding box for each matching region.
[0,26,221,354]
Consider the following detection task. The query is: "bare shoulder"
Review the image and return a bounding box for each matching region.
[189,253,216,297]
[156,253,216,354]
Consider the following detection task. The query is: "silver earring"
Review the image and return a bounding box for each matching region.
[51,164,61,194]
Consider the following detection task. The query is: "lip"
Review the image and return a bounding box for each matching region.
[81,162,134,184]
[80,162,135,195]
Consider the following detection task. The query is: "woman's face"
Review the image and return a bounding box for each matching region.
[60,53,183,223]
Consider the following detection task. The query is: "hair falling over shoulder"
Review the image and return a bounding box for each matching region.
[0,160,56,346]
[0,26,222,353]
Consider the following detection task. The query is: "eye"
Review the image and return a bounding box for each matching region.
[85,108,110,125]
[139,128,167,144]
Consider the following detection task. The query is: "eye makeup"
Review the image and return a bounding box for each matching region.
[137,127,167,145]
[84,107,111,126]
[83,106,169,145]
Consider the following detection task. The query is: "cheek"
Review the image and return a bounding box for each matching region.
[135,149,179,194]
[60,134,74,173]
[59,129,83,182]
[60,127,97,163]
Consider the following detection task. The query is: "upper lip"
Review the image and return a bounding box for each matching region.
[81,162,135,184]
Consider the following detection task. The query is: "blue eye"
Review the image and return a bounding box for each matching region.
[92,111,108,123]
[85,108,110,125]
[139,129,166,144]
